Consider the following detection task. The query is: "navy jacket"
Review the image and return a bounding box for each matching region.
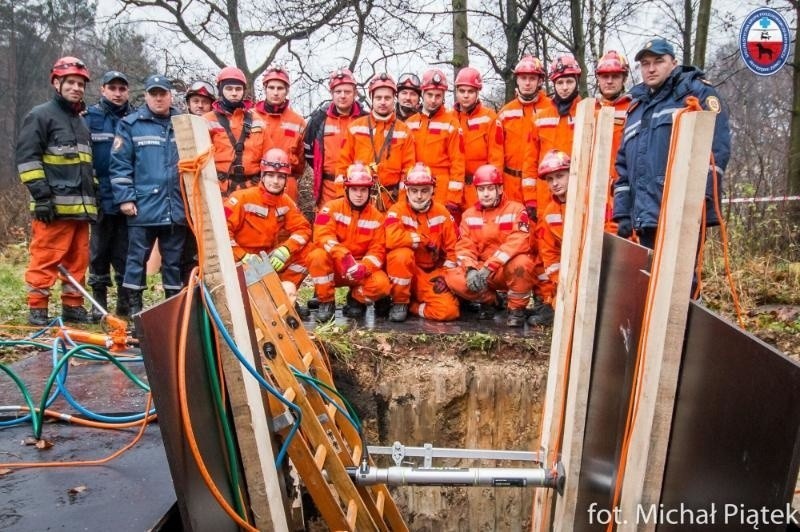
[85,98,133,214]
[110,105,186,226]
[613,66,731,229]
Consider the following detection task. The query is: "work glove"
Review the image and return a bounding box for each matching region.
[466,267,491,293]
[241,253,262,265]
[616,218,633,239]
[346,262,368,282]
[33,199,55,223]
[524,202,538,223]
[445,202,461,219]
[269,246,291,272]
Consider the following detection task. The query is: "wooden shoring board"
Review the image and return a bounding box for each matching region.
[552,106,616,527]
[532,98,597,531]
[249,267,408,531]
[172,114,289,531]
[617,111,717,531]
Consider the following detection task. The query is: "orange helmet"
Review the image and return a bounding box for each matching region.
[329,67,356,90]
[595,50,629,75]
[473,164,503,186]
[263,65,290,87]
[261,148,291,175]
[404,163,435,186]
[514,55,546,77]
[186,80,217,102]
[51,56,90,83]
[397,73,421,94]
[217,66,247,87]
[344,162,374,187]
[550,54,582,81]
[454,67,483,90]
[538,150,571,178]
[421,68,448,91]
[368,73,396,96]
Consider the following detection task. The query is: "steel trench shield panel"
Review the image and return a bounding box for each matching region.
[573,234,653,531]
[138,289,239,532]
[658,304,800,531]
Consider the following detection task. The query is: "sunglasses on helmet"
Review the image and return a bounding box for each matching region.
[263,161,291,170]
[398,73,421,86]
[54,60,87,70]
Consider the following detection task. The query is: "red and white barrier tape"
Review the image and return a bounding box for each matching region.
[722,195,800,204]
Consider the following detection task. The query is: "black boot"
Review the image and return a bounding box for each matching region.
[62,304,91,324]
[343,292,366,318]
[164,288,181,299]
[90,287,108,322]
[306,296,320,310]
[374,296,392,318]
[128,291,144,317]
[115,287,131,317]
[506,308,526,328]
[477,303,495,320]
[527,303,555,326]
[28,307,49,327]
[388,303,408,322]
[294,302,310,320]
[316,301,335,322]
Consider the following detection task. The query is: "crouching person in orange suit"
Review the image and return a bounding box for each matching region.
[445,164,535,327]
[385,163,460,322]
[308,163,391,322]
[224,148,311,318]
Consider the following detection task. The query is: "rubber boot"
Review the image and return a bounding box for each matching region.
[90,287,108,322]
[306,295,320,310]
[374,297,392,318]
[527,303,555,326]
[506,308,526,328]
[316,301,335,322]
[62,304,92,324]
[28,307,49,327]
[294,302,310,320]
[116,287,131,317]
[388,303,408,322]
[128,291,144,317]
[343,292,366,318]
[164,289,181,299]
[477,303,495,320]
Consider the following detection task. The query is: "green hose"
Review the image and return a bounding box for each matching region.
[0,363,41,436]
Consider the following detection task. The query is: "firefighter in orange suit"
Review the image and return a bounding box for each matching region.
[595,51,632,233]
[490,55,551,206]
[18,57,97,326]
[528,150,572,326]
[204,66,265,197]
[254,65,306,201]
[385,164,459,322]
[405,68,465,218]
[454,67,498,209]
[304,68,367,208]
[337,73,415,211]
[308,163,391,322]
[444,165,534,328]
[524,54,582,222]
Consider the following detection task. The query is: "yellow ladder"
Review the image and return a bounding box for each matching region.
[244,254,408,532]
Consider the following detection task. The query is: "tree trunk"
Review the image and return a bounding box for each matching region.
[504,0,520,102]
[452,0,469,73]
[692,0,711,69]
[682,0,693,65]
[789,4,800,198]
[570,0,588,96]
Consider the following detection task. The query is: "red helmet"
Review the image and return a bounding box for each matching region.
[595,50,629,75]
[263,65,290,87]
[186,80,217,102]
[421,68,448,92]
[454,67,483,90]
[404,163,435,186]
[514,55,546,77]
[397,73,421,94]
[344,162,374,187]
[550,54,582,81]
[217,66,247,87]
[368,73,396,96]
[50,56,90,83]
[260,148,291,175]
[329,67,356,91]
[538,149,571,178]
[473,164,503,186]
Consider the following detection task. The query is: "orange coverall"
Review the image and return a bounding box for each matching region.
[444,197,535,310]
[308,198,391,304]
[524,96,582,213]
[455,102,498,208]
[316,109,364,206]
[224,184,311,287]
[337,113,415,210]
[536,198,566,285]
[385,200,459,321]
[204,101,266,196]
[490,91,552,203]
[254,102,307,201]
[406,108,466,207]
[596,94,632,232]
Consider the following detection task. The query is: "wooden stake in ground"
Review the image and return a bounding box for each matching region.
[552,105,615,529]
[532,98,598,531]
[173,114,290,531]
[617,110,717,531]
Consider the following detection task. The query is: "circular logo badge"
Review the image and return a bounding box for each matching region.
[739,8,790,76]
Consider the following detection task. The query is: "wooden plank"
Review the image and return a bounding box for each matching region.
[532,98,597,531]
[172,114,289,531]
[552,106,616,528]
[617,111,718,531]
